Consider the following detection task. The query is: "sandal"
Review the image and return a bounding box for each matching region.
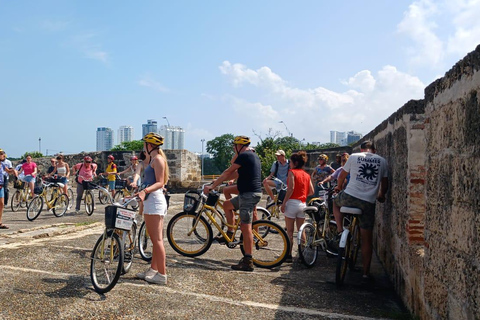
[0,224,9,229]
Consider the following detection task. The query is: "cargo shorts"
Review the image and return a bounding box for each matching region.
[334,191,376,230]
[230,192,262,224]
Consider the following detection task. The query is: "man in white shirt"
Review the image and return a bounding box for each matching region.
[333,141,389,283]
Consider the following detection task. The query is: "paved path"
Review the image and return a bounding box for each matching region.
[0,193,412,320]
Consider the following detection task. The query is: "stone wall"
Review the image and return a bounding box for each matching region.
[358,45,480,319]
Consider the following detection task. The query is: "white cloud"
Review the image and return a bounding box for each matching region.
[70,32,110,64]
[138,75,169,92]
[219,61,425,143]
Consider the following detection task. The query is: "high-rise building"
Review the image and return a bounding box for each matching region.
[159,125,185,150]
[347,131,363,145]
[142,119,158,137]
[96,127,114,151]
[330,131,347,146]
[118,126,134,144]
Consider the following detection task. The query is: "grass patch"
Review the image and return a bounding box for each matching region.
[75,221,98,227]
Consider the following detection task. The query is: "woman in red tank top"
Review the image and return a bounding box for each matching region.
[280,151,314,262]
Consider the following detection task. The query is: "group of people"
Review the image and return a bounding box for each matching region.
[0,133,389,287]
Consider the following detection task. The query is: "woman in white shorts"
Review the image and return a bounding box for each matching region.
[134,132,170,285]
[281,151,314,262]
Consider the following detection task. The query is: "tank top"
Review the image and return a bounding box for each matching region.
[57,166,67,175]
[289,168,311,203]
[143,164,156,185]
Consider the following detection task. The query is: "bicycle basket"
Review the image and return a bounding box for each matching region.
[308,200,325,223]
[99,177,108,187]
[105,205,136,231]
[206,192,220,206]
[115,179,127,190]
[183,190,201,214]
[34,185,44,195]
[14,180,25,189]
[82,180,96,190]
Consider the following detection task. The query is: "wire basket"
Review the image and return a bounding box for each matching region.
[82,180,97,190]
[115,179,127,190]
[14,180,25,189]
[183,190,201,214]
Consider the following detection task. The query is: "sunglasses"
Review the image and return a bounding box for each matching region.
[85,161,92,163]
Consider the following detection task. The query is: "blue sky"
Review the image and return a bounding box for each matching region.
[1,0,480,158]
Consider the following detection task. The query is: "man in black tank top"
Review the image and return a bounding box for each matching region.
[204,136,262,271]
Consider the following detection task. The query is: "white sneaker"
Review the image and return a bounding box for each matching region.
[145,272,167,285]
[75,209,81,214]
[136,267,157,280]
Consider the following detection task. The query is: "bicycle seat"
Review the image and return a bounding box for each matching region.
[303,206,318,213]
[340,206,362,215]
[57,183,65,188]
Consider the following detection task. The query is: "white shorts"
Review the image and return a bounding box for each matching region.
[143,189,168,216]
[283,199,306,219]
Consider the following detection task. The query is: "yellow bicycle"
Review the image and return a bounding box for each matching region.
[26,178,69,221]
[11,179,33,212]
[167,188,290,268]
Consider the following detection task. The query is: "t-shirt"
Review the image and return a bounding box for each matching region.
[1,159,12,180]
[106,163,117,182]
[234,151,262,194]
[74,163,97,183]
[22,162,37,176]
[331,167,350,187]
[289,169,311,203]
[0,163,8,184]
[47,166,56,174]
[270,160,289,184]
[313,165,334,182]
[343,152,388,203]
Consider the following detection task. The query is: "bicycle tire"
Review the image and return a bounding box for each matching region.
[122,223,137,274]
[85,191,94,215]
[197,208,225,239]
[99,189,110,204]
[336,233,351,287]
[90,231,123,294]
[297,222,318,267]
[324,219,340,257]
[113,190,124,204]
[11,190,21,212]
[349,224,361,271]
[52,193,69,217]
[240,220,290,269]
[167,212,213,257]
[26,196,43,221]
[67,187,74,210]
[138,221,152,262]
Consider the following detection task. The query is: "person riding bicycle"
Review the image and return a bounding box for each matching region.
[46,154,70,195]
[203,135,262,271]
[17,155,37,198]
[100,155,117,198]
[262,150,289,206]
[0,149,15,229]
[134,132,170,285]
[333,141,388,284]
[118,155,140,188]
[311,154,334,197]
[72,156,97,214]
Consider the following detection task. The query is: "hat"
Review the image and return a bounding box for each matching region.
[275,150,285,156]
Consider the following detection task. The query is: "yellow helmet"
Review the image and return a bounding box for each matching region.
[142,132,164,146]
[233,136,251,145]
[318,154,328,161]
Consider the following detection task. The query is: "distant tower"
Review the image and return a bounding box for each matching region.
[96,127,114,151]
[142,119,158,137]
[159,125,185,150]
[118,125,134,144]
[347,131,363,145]
[330,131,347,146]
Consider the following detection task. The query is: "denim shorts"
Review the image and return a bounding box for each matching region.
[24,176,36,184]
[59,177,68,185]
[0,187,4,198]
[108,181,115,190]
[334,191,376,230]
[230,192,262,224]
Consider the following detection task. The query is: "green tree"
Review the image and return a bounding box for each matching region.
[22,151,43,159]
[111,140,144,151]
[206,134,235,172]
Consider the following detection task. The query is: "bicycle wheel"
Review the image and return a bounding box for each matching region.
[99,189,110,204]
[297,222,318,267]
[113,190,124,204]
[52,193,69,217]
[11,190,21,212]
[336,233,351,287]
[85,191,94,215]
[240,220,290,268]
[266,203,282,234]
[348,224,361,271]
[122,223,137,274]
[67,187,74,210]
[20,191,30,208]
[167,212,213,257]
[90,231,123,294]
[138,221,152,262]
[324,219,340,257]
[26,196,43,221]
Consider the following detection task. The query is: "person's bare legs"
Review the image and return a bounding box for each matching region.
[222,200,235,232]
[333,202,344,233]
[360,228,373,276]
[284,217,295,255]
[240,222,253,255]
[262,180,276,203]
[144,215,166,275]
[0,198,5,226]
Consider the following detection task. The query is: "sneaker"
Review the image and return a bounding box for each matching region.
[284,254,293,263]
[145,272,167,285]
[75,209,81,214]
[136,267,157,280]
[231,257,254,271]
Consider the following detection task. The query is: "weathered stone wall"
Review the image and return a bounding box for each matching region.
[358,45,480,319]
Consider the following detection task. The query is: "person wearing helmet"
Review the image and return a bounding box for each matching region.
[100,155,117,198]
[118,155,140,188]
[134,132,170,285]
[311,154,334,198]
[72,156,97,214]
[0,149,15,229]
[203,135,262,272]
